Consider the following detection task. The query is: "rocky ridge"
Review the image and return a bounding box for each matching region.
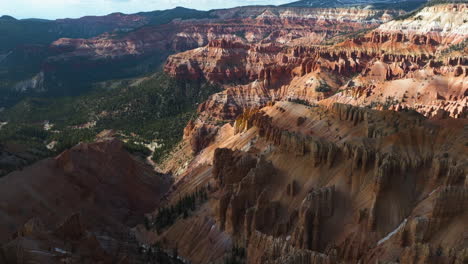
[51,7,396,61]
[165,3,467,120]
[128,5,468,263]
[151,101,467,264]
[1,6,401,96]
[0,138,171,263]
[1,3,467,264]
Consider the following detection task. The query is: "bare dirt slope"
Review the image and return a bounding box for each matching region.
[0,138,171,263]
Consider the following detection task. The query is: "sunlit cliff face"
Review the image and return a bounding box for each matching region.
[0,2,466,264]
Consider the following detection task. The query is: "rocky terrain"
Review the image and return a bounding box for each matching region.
[283,0,427,11]
[146,2,467,264]
[0,134,173,263]
[147,100,467,264]
[5,6,404,97]
[49,6,402,61]
[0,7,210,102]
[324,3,467,118]
[0,1,466,264]
[165,3,467,120]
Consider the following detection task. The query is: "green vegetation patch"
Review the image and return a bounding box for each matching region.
[145,186,210,232]
[0,72,222,175]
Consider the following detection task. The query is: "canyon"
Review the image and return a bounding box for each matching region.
[0,1,467,264]
[151,2,467,264]
[152,100,467,264]
[165,3,467,119]
[5,6,403,96]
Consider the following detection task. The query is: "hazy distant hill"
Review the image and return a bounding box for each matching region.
[0,7,211,54]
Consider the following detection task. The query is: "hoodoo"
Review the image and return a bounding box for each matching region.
[0,1,466,264]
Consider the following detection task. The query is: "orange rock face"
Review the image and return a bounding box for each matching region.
[2,4,467,264]
[50,7,393,63]
[155,101,467,264]
[33,4,464,264]
[165,4,467,120]
[153,9,466,263]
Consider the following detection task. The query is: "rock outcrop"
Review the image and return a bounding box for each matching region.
[0,139,171,263]
[185,121,220,154]
[156,101,467,264]
[144,4,467,264]
[51,6,394,70]
[292,186,335,251]
[214,150,278,236]
[248,231,339,264]
[165,4,467,120]
[4,3,466,264]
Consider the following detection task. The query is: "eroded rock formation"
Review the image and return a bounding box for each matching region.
[155,101,467,264]
[121,4,468,264]
[165,4,467,120]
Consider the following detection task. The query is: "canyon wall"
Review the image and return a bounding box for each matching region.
[165,4,467,120]
[151,101,467,264]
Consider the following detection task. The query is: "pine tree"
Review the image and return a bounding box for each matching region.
[173,245,178,261]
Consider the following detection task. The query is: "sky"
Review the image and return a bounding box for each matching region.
[0,0,293,20]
